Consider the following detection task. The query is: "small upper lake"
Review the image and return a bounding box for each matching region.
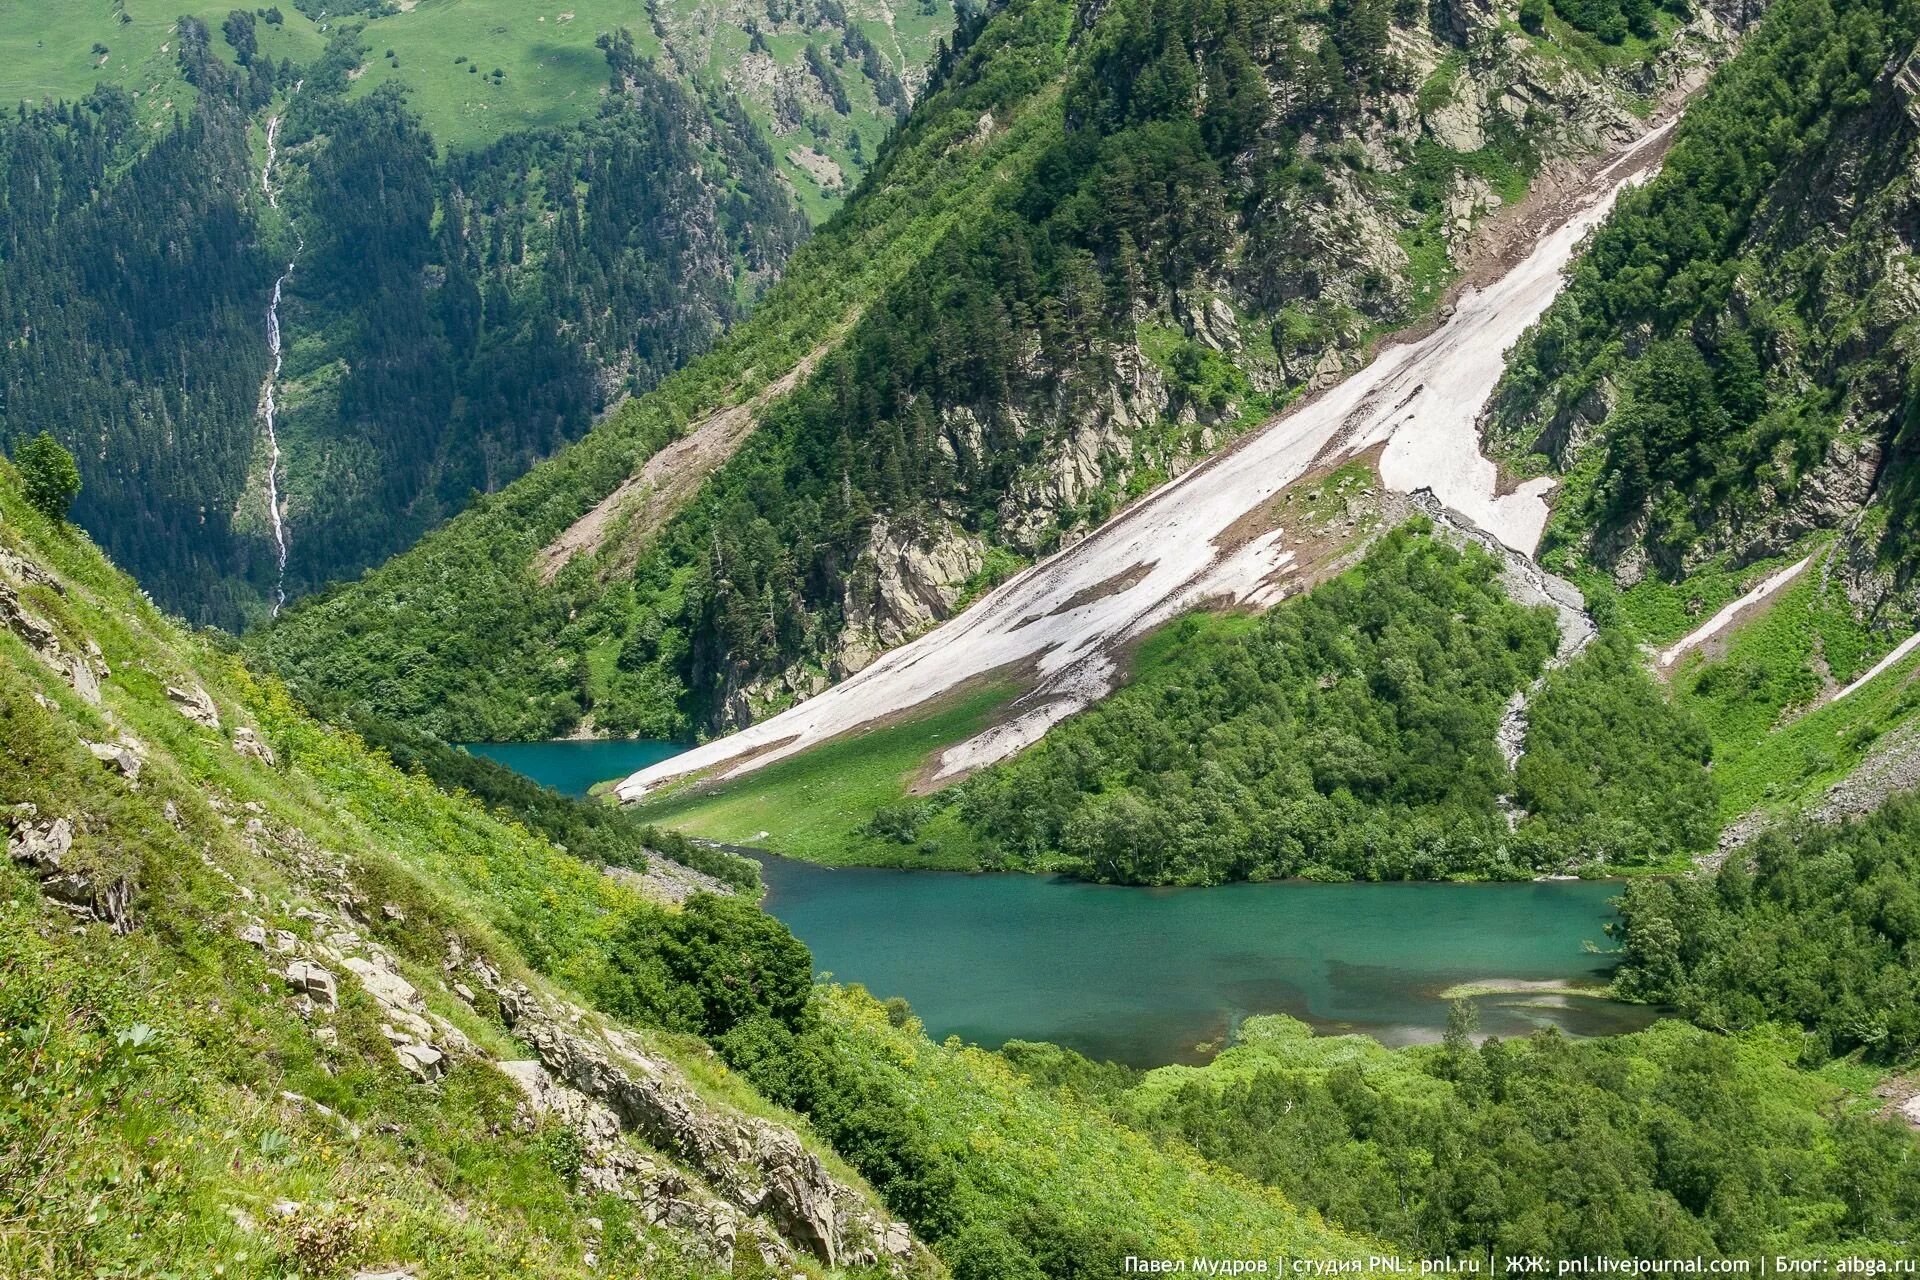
[462,739,686,798]
[471,738,1658,1065]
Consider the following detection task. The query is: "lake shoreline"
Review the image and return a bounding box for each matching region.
[473,738,1660,1067]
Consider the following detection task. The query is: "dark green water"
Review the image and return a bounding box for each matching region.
[469,738,1658,1065]
[461,739,686,798]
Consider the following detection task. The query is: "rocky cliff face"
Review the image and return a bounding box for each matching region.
[1490,38,1920,624]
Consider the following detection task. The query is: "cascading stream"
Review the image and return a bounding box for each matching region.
[256,94,301,616]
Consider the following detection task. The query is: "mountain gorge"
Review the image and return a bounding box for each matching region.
[0,0,954,629]
[259,0,1751,740]
[16,0,1920,1270]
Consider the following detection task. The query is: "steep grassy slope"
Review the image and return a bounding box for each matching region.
[258,0,1741,740]
[0,0,326,111]
[0,460,1372,1274]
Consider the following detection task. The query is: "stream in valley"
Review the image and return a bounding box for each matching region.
[466,739,1660,1065]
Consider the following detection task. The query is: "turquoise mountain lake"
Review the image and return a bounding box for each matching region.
[472,738,1657,1065]
[462,738,687,798]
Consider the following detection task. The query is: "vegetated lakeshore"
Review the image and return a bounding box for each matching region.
[472,738,1655,1064]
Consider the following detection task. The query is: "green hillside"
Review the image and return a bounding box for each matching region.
[0,0,953,191]
[0,0,325,111]
[0,0,957,627]
[257,0,1731,740]
[0,442,1371,1274]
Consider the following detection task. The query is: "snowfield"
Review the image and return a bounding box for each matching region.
[615,121,1676,804]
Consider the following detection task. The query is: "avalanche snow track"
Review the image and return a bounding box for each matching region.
[615,119,1676,803]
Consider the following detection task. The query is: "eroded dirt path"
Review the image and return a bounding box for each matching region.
[533,335,843,585]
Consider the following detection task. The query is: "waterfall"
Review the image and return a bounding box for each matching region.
[255,96,300,616]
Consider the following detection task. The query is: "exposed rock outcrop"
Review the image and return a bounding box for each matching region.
[604,857,737,906]
[469,963,920,1274]
[168,684,221,729]
[0,575,103,704]
[837,513,988,676]
[7,803,132,934]
[85,737,145,783]
[233,726,278,766]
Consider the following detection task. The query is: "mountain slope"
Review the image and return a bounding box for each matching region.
[0,455,1371,1274]
[258,0,1746,740]
[0,0,960,627]
[1474,0,1920,829]
[611,0,1920,875]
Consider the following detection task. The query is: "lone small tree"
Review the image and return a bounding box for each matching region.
[13,432,81,523]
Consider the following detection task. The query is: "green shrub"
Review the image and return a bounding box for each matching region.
[599,894,813,1040]
[11,433,81,523]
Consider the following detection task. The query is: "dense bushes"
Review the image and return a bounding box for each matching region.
[599,894,813,1040]
[1548,0,1659,42]
[933,527,1559,882]
[10,433,80,523]
[1512,634,1718,862]
[1614,797,1920,1061]
[1121,1018,1920,1259]
[893,527,1715,882]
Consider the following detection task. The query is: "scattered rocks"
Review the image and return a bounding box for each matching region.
[7,804,133,933]
[233,727,277,766]
[393,1041,445,1083]
[342,954,421,1014]
[166,684,221,729]
[0,548,61,593]
[285,961,338,1010]
[604,857,736,907]
[500,1057,787,1272]
[1715,720,1920,865]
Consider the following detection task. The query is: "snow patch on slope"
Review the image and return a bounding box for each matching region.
[615,121,1675,803]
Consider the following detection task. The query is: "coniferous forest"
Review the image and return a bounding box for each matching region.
[0,17,804,628]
